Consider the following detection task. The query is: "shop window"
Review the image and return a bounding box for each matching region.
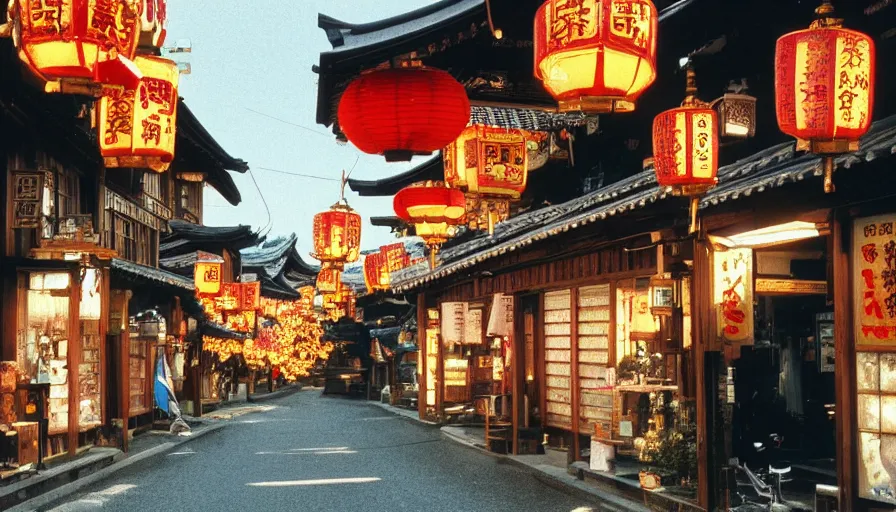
[78,269,102,430]
[544,289,572,429]
[615,278,659,365]
[129,336,150,415]
[578,284,613,433]
[19,272,72,435]
[109,213,158,266]
[857,352,896,504]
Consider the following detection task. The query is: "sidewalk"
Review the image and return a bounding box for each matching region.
[369,401,654,512]
[2,416,232,511]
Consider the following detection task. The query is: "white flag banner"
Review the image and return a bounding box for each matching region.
[440,302,467,345]
[487,293,514,337]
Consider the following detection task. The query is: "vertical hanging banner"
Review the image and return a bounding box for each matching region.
[464,309,483,345]
[487,293,514,337]
[713,248,754,345]
[854,214,896,346]
[440,302,467,345]
[12,171,45,228]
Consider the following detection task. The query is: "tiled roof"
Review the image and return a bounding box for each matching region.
[110,258,194,291]
[392,115,896,292]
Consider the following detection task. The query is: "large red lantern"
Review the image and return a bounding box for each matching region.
[653,67,719,234]
[775,1,875,193]
[534,0,658,113]
[394,181,466,268]
[97,55,179,172]
[10,0,143,91]
[337,67,471,162]
[312,202,362,269]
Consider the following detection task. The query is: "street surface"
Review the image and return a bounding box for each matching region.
[41,389,595,512]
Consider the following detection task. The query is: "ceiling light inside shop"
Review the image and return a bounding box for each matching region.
[710,221,822,249]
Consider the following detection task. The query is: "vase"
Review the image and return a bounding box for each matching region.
[638,373,646,385]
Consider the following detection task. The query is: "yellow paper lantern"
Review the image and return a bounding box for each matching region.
[195,261,222,295]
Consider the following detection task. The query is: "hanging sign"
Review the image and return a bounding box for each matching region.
[12,171,45,229]
[854,214,896,345]
[464,309,483,345]
[440,302,467,345]
[195,261,222,295]
[487,293,514,337]
[218,282,261,311]
[713,248,754,344]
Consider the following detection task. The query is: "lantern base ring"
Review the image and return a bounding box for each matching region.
[558,97,636,114]
[383,150,415,163]
[795,139,859,155]
[667,183,716,198]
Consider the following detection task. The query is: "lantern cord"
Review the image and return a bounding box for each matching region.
[248,168,273,234]
[243,107,332,138]
[484,0,503,40]
[255,167,340,182]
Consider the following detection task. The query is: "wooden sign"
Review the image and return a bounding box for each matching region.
[195,261,222,295]
[713,248,754,345]
[854,214,896,346]
[12,171,45,229]
[755,278,828,295]
[218,282,261,311]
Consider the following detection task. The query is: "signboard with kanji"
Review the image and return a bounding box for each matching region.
[12,171,45,229]
[854,214,896,346]
[713,248,754,345]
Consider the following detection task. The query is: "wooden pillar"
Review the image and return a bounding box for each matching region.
[692,239,713,510]
[99,268,110,433]
[68,267,81,455]
[537,293,547,434]
[417,293,426,421]
[117,291,131,452]
[831,212,855,511]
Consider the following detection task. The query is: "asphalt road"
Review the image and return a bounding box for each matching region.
[41,389,594,512]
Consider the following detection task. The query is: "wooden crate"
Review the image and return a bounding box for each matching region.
[12,422,39,466]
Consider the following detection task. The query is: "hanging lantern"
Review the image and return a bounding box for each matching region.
[653,66,719,234]
[775,1,875,193]
[363,252,390,293]
[139,0,168,50]
[97,55,179,172]
[534,0,658,113]
[337,67,471,162]
[194,260,222,296]
[316,265,342,294]
[312,202,362,268]
[444,125,531,235]
[10,0,143,91]
[393,181,466,269]
[715,80,758,139]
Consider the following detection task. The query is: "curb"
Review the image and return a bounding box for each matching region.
[247,384,302,403]
[9,422,227,512]
[439,429,650,512]
[367,401,440,426]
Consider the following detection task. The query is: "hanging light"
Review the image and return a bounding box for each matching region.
[775,0,875,193]
[9,0,144,92]
[534,0,658,113]
[393,181,466,269]
[716,80,757,139]
[337,66,471,162]
[97,55,179,172]
[363,251,390,293]
[653,65,719,234]
[443,125,531,235]
[311,173,362,269]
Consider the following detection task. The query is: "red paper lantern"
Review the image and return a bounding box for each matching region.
[653,67,719,233]
[394,181,466,268]
[364,252,389,293]
[316,265,342,294]
[11,0,143,90]
[534,0,658,113]
[337,67,471,162]
[312,203,362,268]
[775,2,875,192]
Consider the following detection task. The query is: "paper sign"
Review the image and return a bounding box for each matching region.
[714,248,754,344]
[854,215,896,345]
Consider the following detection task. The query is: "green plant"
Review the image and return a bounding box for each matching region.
[648,422,698,485]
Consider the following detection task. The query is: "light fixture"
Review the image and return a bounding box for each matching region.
[710,221,824,249]
[714,80,757,139]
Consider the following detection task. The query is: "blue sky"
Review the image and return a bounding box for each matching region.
[167,0,436,254]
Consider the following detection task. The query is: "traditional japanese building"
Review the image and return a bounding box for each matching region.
[316,1,896,510]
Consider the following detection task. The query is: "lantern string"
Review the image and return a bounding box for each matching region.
[248,168,272,234]
[243,107,332,138]
[255,167,340,182]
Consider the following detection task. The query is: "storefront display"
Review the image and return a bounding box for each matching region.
[78,269,102,430]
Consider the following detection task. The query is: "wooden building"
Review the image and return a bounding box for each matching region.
[315,0,896,510]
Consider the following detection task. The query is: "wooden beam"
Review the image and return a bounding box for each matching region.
[68,268,81,456]
[831,212,855,511]
[118,290,131,452]
[512,294,523,455]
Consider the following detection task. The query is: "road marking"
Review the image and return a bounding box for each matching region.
[247,477,381,487]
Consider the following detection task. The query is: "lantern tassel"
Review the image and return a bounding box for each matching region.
[688,196,700,234]
[823,156,835,194]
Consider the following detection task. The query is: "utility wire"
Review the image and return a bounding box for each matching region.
[255,166,341,182]
[244,107,333,138]
[248,168,272,233]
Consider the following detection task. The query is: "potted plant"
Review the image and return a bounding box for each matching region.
[617,356,640,385]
